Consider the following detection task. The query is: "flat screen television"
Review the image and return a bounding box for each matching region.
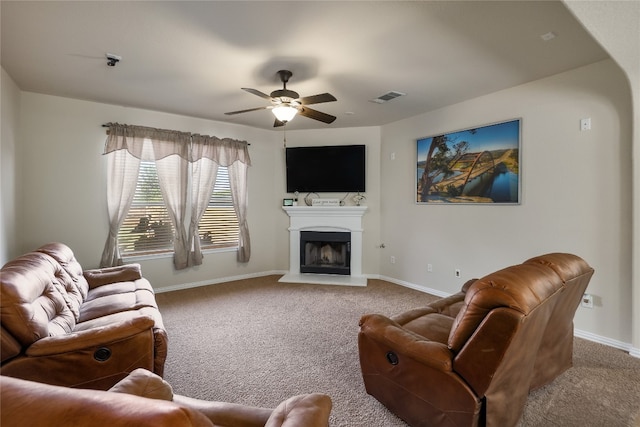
[286,145,366,193]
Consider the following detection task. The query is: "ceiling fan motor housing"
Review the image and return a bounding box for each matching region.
[270,89,300,101]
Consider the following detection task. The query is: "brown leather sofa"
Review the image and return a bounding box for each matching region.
[358,253,594,427]
[1,243,168,390]
[1,368,332,426]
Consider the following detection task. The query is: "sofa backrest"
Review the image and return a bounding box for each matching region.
[36,242,89,304]
[0,375,213,427]
[1,251,79,356]
[524,253,594,389]
[447,262,562,354]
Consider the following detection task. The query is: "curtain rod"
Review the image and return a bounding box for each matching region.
[101,124,250,145]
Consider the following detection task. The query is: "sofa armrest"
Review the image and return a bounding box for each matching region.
[110,368,174,401]
[83,264,142,289]
[26,315,155,356]
[391,306,438,325]
[265,393,332,427]
[359,314,453,371]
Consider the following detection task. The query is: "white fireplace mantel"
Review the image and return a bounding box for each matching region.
[279,206,368,286]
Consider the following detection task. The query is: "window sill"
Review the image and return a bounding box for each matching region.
[122,246,238,263]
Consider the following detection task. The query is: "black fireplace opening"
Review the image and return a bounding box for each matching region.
[300,231,351,275]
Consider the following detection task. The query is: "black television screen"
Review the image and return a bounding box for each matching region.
[286,145,366,193]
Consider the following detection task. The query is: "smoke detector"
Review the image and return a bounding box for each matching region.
[106,53,122,67]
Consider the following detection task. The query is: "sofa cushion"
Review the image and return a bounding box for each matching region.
[392,309,454,344]
[79,278,158,323]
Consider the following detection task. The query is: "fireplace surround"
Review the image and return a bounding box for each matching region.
[280,206,367,286]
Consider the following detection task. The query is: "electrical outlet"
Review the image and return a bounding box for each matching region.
[390,256,396,264]
[427,264,433,272]
[455,269,461,278]
[581,293,594,308]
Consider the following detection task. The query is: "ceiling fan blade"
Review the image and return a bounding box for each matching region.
[224,106,269,115]
[242,88,272,100]
[299,106,336,124]
[298,93,337,105]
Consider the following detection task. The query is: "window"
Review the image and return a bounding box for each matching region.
[118,161,175,256]
[118,162,239,257]
[198,166,240,250]
[101,123,251,269]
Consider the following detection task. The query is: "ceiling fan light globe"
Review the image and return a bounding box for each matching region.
[272,105,298,123]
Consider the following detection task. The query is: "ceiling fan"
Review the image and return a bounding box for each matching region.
[225,70,337,127]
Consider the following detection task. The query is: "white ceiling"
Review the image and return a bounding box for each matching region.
[1,1,609,131]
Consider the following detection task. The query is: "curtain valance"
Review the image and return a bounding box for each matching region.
[191,135,251,166]
[103,123,250,165]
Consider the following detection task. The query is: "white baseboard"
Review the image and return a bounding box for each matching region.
[574,328,637,356]
[155,271,639,359]
[376,274,450,298]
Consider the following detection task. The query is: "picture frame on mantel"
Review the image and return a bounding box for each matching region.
[416,118,521,204]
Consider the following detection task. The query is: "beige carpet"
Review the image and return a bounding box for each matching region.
[156,275,640,427]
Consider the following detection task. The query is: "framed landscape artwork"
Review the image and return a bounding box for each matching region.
[416,119,521,204]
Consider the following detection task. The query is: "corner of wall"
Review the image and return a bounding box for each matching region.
[1,68,22,264]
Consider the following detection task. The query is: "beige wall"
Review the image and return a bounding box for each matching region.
[379,59,632,345]
[0,69,21,264]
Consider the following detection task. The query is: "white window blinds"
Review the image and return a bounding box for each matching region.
[118,161,175,256]
[198,166,240,250]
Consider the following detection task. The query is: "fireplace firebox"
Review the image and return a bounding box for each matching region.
[300,231,350,275]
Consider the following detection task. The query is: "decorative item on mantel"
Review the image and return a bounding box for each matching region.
[353,192,366,206]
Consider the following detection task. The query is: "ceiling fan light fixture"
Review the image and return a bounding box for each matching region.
[272,104,298,123]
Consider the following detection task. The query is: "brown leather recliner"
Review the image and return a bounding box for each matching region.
[1,368,332,427]
[358,253,594,427]
[1,243,168,390]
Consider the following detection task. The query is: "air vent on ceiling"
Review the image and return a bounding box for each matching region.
[370,91,406,104]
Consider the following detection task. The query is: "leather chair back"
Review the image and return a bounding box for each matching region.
[1,252,79,351]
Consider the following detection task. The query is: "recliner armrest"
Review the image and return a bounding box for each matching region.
[83,264,142,288]
[265,393,332,427]
[26,315,155,356]
[110,368,174,401]
[359,314,453,371]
